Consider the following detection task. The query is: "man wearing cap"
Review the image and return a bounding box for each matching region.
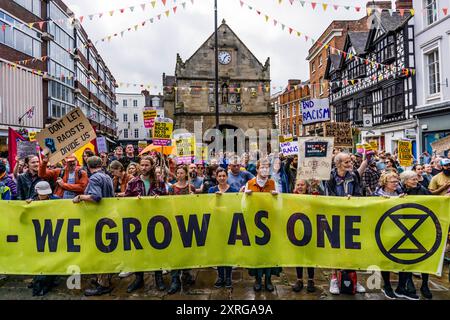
[429,158,450,195]
[39,154,88,199]
[73,156,115,296]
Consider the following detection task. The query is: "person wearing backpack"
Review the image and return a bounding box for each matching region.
[0,163,13,200]
[38,154,88,199]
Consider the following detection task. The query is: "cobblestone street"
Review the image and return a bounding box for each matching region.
[1,267,449,300]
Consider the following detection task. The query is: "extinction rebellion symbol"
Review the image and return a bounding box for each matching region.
[375,203,442,265]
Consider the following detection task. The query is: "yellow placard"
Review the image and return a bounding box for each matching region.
[28,131,37,142]
[398,140,413,167]
[143,109,157,120]
[153,120,173,140]
[0,194,448,275]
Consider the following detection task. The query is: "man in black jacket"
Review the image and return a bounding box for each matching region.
[16,155,43,200]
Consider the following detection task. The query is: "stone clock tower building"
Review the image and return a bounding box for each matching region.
[163,20,275,136]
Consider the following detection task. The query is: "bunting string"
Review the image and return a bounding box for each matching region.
[93,0,196,45]
[0,0,182,32]
[272,0,446,17]
[238,0,416,74]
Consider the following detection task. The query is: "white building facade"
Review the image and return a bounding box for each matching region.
[116,92,165,146]
[116,93,148,145]
[412,0,450,157]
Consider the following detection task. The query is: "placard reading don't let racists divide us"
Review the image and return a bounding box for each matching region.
[36,107,97,165]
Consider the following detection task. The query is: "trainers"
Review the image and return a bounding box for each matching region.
[420,286,432,299]
[329,278,340,295]
[307,280,316,293]
[395,287,419,300]
[253,278,262,292]
[118,272,133,278]
[292,280,303,292]
[382,286,396,299]
[214,278,225,288]
[356,282,366,293]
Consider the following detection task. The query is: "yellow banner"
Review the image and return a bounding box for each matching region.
[1,194,448,275]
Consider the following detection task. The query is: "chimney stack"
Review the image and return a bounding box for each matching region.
[395,0,413,9]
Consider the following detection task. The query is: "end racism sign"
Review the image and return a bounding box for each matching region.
[36,107,96,165]
[301,99,331,125]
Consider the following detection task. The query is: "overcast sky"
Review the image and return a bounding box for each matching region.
[65,0,387,94]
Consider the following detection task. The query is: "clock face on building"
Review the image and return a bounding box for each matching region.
[218,51,231,65]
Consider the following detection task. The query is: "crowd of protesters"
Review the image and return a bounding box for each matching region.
[1,143,449,300]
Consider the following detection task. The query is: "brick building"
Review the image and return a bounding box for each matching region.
[0,0,118,151]
[278,80,310,137]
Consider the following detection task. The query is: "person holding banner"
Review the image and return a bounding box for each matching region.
[109,161,134,197]
[400,170,432,299]
[39,154,88,199]
[72,156,115,296]
[208,167,239,289]
[292,179,316,293]
[167,165,196,294]
[324,153,366,296]
[372,172,419,300]
[124,156,169,293]
[244,158,281,292]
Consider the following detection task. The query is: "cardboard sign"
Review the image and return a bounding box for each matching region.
[280,141,299,156]
[297,137,334,181]
[143,108,157,129]
[431,135,450,155]
[195,144,209,164]
[356,143,364,154]
[301,99,331,125]
[324,122,353,147]
[153,118,173,146]
[96,136,108,154]
[36,107,97,165]
[17,140,37,159]
[175,133,195,164]
[398,140,413,167]
[278,134,293,144]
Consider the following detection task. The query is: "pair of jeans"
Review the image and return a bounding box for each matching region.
[217,267,232,280]
[296,267,314,280]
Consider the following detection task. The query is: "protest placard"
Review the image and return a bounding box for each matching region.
[297,137,334,180]
[28,131,37,142]
[36,107,96,165]
[280,141,299,156]
[398,140,413,167]
[153,118,173,146]
[278,134,293,144]
[143,108,157,129]
[96,136,108,154]
[323,122,353,147]
[17,140,37,159]
[175,133,195,164]
[431,135,450,155]
[138,141,148,154]
[301,99,331,125]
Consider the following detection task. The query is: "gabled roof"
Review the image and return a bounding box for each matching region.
[338,32,369,68]
[366,11,413,50]
[324,53,341,79]
[179,21,265,70]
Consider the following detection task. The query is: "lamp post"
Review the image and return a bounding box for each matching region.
[214,0,220,130]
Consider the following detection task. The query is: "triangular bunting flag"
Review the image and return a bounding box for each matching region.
[142,4,147,10]
[109,10,114,16]
[311,2,317,10]
[240,1,244,7]
[182,2,186,9]
[355,7,361,12]
[399,9,405,17]
[322,4,328,11]
[289,27,293,34]
[300,1,305,7]
[265,15,269,22]
[38,21,45,30]
[410,9,415,16]
[443,8,448,16]
[162,0,167,5]
[120,8,125,14]
[165,10,170,17]
[274,20,277,26]
[333,5,338,10]
[173,6,177,13]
